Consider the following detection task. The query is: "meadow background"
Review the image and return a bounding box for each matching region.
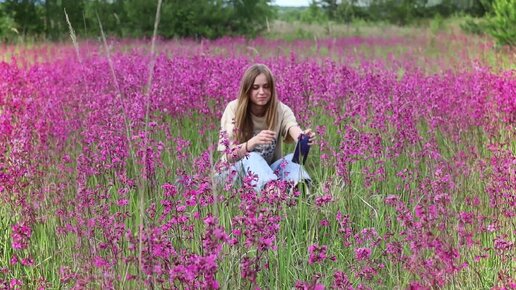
[1,0,515,289]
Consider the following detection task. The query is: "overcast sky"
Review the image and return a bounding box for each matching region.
[273,0,311,6]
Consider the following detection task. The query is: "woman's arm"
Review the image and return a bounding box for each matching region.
[288,125,303,141]
[226,142,250,163]
[281,104,316,145]
[226,130,277,163]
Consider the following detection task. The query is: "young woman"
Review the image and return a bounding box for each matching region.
[217,63,315,191]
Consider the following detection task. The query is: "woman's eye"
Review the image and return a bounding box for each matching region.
[252,84,269,90]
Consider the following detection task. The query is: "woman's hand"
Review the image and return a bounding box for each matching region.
[248,130,276,151]
[289,126,316,146]
[302,128,316,146]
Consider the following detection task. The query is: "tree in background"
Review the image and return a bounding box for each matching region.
[0,0,509,41]
[366,0,429,25]
[2,0,43,36]
[122,0,273,39]
[320,0,338,20]
[0,0,275,41]
[321,0,497,25]
[300,1,328,24]
[161,0,232,39]
[485,0,515,46]
[229,0,274,37]
[459,0,494,16]
[0,3,18,40]
[335,0,361,23]
[84,0,124,38]
[122,0,157,38]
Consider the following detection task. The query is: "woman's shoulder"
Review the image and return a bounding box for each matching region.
[277,101,294,113]
[223,99,238,113]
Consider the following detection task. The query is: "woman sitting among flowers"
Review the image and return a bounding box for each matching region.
[217,63,315,192]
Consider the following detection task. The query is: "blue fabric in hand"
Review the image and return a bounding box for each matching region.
[292,133,310,165]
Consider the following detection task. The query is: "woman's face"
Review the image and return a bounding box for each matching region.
[249,73,271,107]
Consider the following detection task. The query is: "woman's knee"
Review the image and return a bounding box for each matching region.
[277,160,311,183]
[238,152,277,190]
[242,152,268,165]
[240,152,272,172]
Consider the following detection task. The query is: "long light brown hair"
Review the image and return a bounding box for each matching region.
[234,64,278,143]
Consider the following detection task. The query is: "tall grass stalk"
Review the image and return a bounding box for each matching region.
[139,0,163,278]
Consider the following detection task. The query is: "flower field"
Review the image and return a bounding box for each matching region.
[0,32,514,289]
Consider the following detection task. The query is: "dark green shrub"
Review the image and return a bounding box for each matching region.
[460,17,487,35]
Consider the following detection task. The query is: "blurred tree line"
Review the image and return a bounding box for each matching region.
[0,0,513,46]
[280,0,494,25]
[0,0,274,41]
[279,0,514,46]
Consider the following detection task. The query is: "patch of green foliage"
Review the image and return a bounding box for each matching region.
[485,0,516,46]
[460,17,488,35]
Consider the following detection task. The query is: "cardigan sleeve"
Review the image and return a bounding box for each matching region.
[217,102,236,152]
[280,104,298,144]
